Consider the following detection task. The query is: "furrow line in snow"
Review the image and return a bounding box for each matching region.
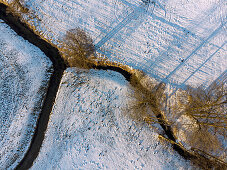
[179,42,226,85]
[1,1,226,169]
[207,70,227,91]
[95,3,148,49]
[168,42,226,97]
[121,0,196,38]
[163,22,226,82]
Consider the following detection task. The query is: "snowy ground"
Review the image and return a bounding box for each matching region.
[1,0,226,169]
[0,20,52,169]
[32,68,192,169]
[7,0,226,88]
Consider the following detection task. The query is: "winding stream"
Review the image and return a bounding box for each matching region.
[0,3,133,169]
[0,2,221,169]
[0,3,65,169]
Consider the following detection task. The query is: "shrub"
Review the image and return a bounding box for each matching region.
[128,73,226,168]
[183,82,226,134]
[127,72,167,125]
[173,81,226,161]
[7,0,29,15]
[59,28,96,68]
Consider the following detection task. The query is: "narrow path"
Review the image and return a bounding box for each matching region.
[0,3,66,170]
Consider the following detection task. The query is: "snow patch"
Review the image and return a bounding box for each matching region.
[0,22,52,169]
[32,68,191,169]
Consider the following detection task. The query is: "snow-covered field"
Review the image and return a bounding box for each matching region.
[0,0,226,169]
[32,68,191,169]
[0,20,52,169]
[7,0,226,88]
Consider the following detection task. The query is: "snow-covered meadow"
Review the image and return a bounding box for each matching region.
[0,20,52,169]
[6,0,226,88]
[32,68,191,169]
[0,0,226,169]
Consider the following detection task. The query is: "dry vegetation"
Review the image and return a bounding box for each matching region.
[175,82,226,157]
[6,0,29,15]
[2,4,226,166]
[127,72,167,126]
[184,82,226,131]
[59,28,96,68]
[128,72,227,168]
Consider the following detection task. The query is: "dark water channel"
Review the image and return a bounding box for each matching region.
[0,3,220,170]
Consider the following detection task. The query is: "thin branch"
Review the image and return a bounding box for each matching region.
[198,122,227,128]
[191,148,227,165]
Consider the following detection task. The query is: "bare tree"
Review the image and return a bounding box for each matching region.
[173,82,226,156]
[128,74,226,167]
[184,82,226,132]
[7,0,29,15]
[127,72,167,125]
[59,28,95,68]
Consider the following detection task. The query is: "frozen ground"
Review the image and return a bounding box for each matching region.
[0,20,52,169]
[6,0,226,88]
[32,68,192,169]
[1,0,226,169]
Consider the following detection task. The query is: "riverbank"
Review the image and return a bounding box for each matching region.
[0,2,226,169]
